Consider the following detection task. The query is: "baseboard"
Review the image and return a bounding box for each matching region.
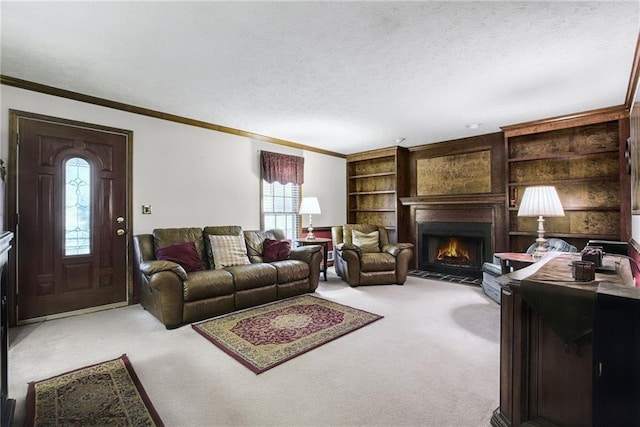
[490,408,511,427]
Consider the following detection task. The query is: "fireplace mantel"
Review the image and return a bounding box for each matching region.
[400,193,505,206]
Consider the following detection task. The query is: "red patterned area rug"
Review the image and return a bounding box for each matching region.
[192,295,383,374]
[25,354,163,427]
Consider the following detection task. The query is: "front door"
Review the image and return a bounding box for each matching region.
[12,111,131,322]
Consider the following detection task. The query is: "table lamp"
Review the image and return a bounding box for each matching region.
[517,186,565,259]
[299,197,321,240]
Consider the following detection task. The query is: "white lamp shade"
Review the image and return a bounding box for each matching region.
[299,197,321,215]
[517,186,565,217]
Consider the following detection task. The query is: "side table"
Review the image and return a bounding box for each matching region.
[295,237,331,281]
[493,252,536,275]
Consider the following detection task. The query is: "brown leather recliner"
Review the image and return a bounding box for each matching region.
[331,224,414,287]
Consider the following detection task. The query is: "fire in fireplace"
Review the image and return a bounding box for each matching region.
[418,222,492,279]
[435,237,475,267]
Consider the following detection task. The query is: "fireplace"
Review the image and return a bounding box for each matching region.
[418,222,492,279]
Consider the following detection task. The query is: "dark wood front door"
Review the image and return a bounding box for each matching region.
[12,112,131,322]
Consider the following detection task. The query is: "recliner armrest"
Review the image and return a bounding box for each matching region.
[290,245,322,263]
[382,243,414,257]
[336,242,361,254]
[482,261,502,277]
[140,260,188,281]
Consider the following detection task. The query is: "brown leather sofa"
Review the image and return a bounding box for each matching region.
[331,224,414,287]
[133,226,322,328]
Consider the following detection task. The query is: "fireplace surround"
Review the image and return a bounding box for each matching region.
[418,221,492,279]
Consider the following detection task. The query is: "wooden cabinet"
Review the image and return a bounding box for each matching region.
[592,286,640,425]
[492,253,639,427]
[346,147,408,242]
[503,114,631,252]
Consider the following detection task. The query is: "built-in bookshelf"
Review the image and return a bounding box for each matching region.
[346,147,408,243]
[503,113,631,252]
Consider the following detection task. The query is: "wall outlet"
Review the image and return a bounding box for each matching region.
[142,205,152,214]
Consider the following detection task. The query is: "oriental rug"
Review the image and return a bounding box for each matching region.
[25,354,164,427]
[192,294,383,374]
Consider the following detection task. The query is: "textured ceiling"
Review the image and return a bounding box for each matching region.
[1,1,639,155]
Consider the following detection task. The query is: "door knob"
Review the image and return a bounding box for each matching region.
[116,229,126,236]
[116,217,125,224]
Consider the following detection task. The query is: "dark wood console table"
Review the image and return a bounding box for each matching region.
[491,252,640,427]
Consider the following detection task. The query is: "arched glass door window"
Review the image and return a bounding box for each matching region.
[64,157,91,255]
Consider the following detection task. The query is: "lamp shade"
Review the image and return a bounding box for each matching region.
[517,186,565,217]
[299,197,321,215]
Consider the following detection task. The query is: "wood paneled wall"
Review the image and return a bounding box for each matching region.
[400,132,507,267]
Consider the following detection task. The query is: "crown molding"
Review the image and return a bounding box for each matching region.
[501,105,629,137]
[0,75,346,159]
[625,32,640,110]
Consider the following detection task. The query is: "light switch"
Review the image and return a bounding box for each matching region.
[142,205,152,214]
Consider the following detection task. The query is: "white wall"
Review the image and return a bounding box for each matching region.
[297,149,343,230]
[0,85,346,235]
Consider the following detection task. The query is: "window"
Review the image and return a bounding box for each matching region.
[260,150,304,240]
[64,157,91,255]
[262,180,300,240]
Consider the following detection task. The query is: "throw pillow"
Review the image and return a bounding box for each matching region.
[263,238,291,262]
[156,242,204,272]
[209,234,251,269]
[352,230,380,253]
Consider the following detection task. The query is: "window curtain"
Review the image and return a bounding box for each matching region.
[260,151,304,185]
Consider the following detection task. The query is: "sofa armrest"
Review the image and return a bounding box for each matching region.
[290,244,322,263]
[140,260,188,281]
[336,242,361,254]
[382,243,414,257]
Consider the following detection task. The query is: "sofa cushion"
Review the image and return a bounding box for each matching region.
[183,269,235,302]
[203,226,244,267]
[352,230,380,253]
[360,252,396,272]
[204,225,244,237]
[208,235,251,269]
[263,238,291,262]
[342,224,380,245]
[153,227,207,267]
[243,229,287,263]
[156,242,204,272]
[271,259,309,282]
[227,263,277,291]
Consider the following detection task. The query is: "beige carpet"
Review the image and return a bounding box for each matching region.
[8,267,500,426]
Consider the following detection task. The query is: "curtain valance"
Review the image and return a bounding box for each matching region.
[260,151,304,185]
